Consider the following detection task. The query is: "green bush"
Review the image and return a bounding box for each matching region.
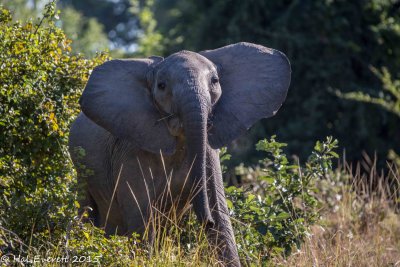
[226,136,338,262]
[0,3,106,243]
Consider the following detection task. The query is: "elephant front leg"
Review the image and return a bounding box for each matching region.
[206,147,240,266]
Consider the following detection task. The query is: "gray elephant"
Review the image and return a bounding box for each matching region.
[68,42,290,266]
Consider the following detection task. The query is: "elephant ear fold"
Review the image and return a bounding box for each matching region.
[80,58,177,155]
[200,42,291,148]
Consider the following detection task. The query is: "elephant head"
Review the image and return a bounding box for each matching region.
[79,42,290,235]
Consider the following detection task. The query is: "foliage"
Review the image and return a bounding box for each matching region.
[58,0,140,51]
[58,6,109,57]
[337,67,400,165]
[1,0,110,57]
[225,136,338,262]
[152,0,400,167]
[0,3,107,242]
[63,220,139,266]
[338,67,400,118]
[219,147,231,174]
[0,0,42,22]
[130,0,164,56]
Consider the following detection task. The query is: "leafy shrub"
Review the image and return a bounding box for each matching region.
[226,136,338,262]
[0,3,107,243]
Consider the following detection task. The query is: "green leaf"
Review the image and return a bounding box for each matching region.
[275,212,290,220]
[83,231,90,240]
[226,199,233,210]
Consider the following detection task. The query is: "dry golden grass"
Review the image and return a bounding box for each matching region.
[275,199,400,266]
[274,157,400,267]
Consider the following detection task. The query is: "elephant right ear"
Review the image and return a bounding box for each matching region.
[80,58,177,155]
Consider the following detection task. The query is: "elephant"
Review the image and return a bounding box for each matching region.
[68,42,290,266]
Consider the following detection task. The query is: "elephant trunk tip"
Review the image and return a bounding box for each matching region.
[189,160,215,227]
[192,196,215,227]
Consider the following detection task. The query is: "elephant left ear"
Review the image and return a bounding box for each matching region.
[200,42,291,148]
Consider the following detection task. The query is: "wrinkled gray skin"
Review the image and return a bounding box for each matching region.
[69,42,291,266]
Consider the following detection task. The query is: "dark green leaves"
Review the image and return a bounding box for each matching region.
[226,136,338,262]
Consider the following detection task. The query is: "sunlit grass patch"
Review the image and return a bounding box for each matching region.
[274,157,400,267]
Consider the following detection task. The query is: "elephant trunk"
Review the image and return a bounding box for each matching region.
[178,89,214,226]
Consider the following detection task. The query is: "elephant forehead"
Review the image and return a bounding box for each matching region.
[163,51,216,73]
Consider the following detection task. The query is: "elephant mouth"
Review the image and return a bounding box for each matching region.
[157,111,213,137]
[154,102,183,137]
[166,115,183,137]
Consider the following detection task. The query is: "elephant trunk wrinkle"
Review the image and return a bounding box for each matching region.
[179,90,214,226]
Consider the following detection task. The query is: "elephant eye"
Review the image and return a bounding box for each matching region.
[157,82,166,91]
[211,76,219,85]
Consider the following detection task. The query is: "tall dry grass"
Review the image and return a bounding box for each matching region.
[274,154,400,267]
